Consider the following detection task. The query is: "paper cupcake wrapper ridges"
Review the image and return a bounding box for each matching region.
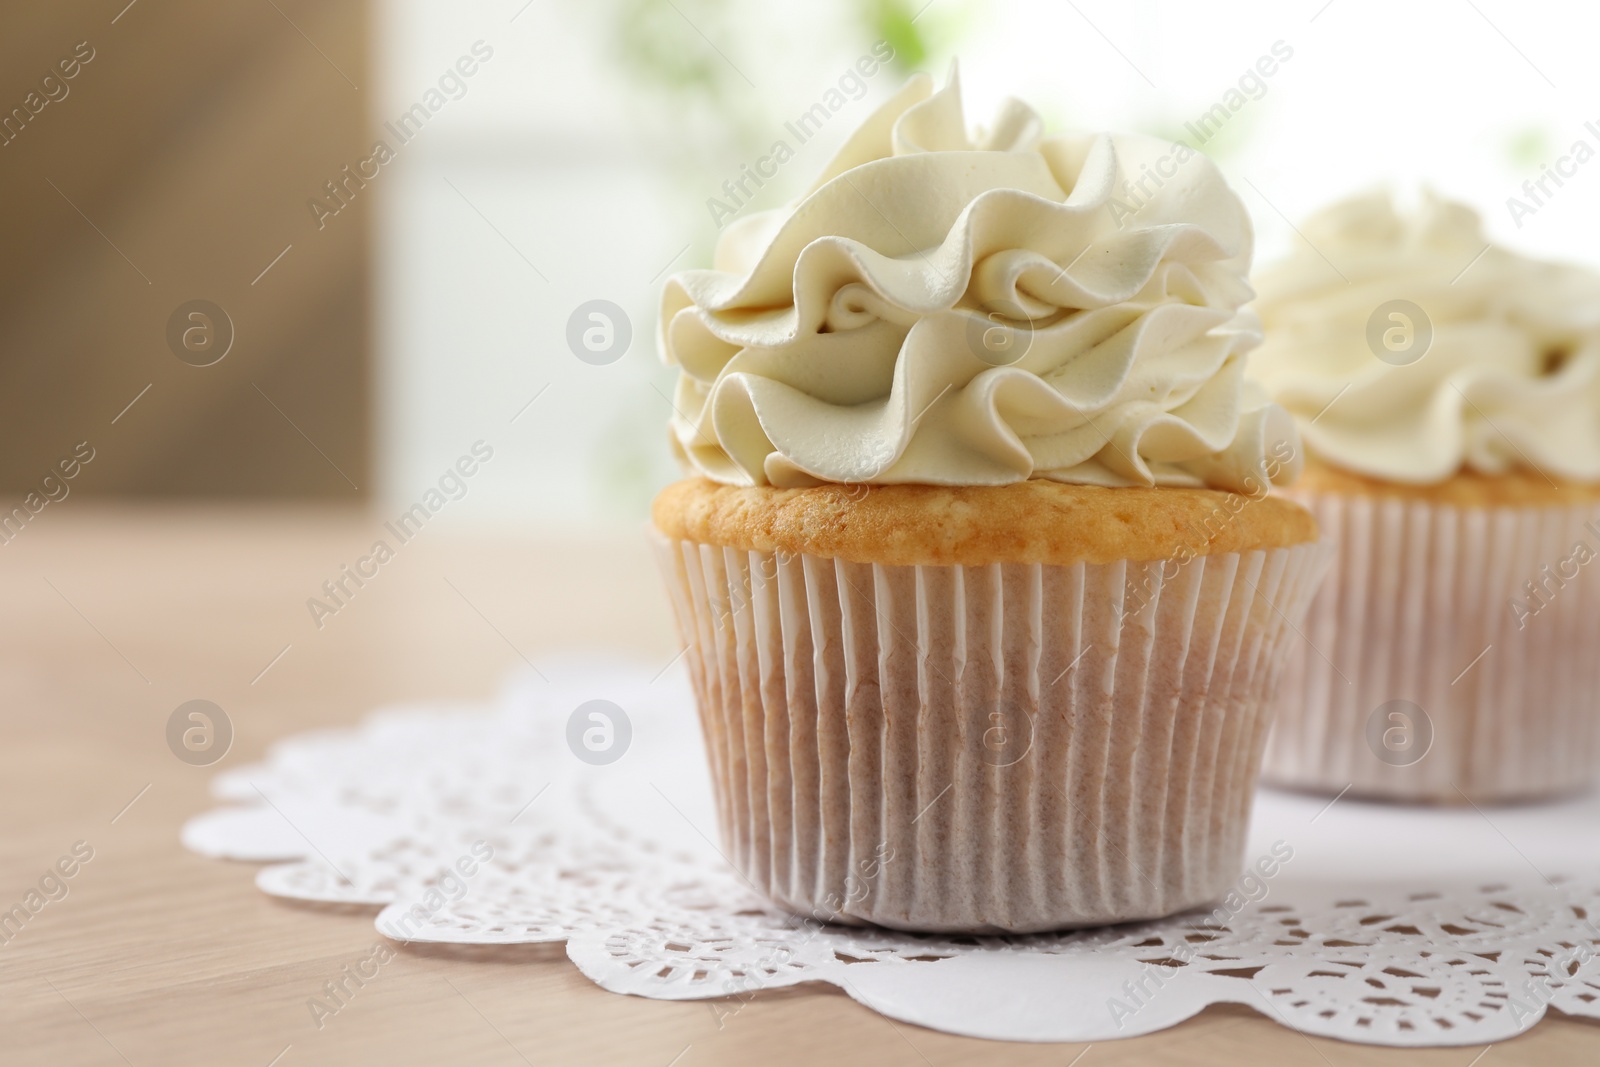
[1264,493,1600,802]
[656,534,1325,933]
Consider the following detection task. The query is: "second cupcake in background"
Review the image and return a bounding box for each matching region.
[1252,189,1600,803]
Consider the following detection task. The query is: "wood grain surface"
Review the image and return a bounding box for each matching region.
[2,506,1594,1065]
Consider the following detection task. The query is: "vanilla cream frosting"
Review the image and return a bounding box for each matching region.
[659,67,1301,492]
[1252,189,1600,484]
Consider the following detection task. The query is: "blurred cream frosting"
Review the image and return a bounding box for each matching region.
[1252,189,1600,484]
[659,66,1301,492]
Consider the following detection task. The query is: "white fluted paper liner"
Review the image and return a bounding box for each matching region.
[653,533,1325,934]
[1265,493,1600,802]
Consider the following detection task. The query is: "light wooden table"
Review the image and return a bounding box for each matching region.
[3,506,1593,1066]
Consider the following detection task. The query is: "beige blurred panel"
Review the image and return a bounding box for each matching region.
[0,0,370,497]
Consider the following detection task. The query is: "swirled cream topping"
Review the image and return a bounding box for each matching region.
[1252,189,1600,484]
[659,67,1301,492]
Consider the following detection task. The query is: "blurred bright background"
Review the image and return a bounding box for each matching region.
[5,0,1598,525]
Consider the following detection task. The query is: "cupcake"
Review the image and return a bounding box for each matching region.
[652,68,1323,933]
[1252,190,1600,803]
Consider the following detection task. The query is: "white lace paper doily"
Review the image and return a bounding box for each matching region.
[182,660,1600,1046]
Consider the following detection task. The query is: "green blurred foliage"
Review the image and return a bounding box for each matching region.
[1506,126,1554,170]
[606,0,767,151]
[613,0,726,93]
[865,0,928,69]
[861,0,980,74]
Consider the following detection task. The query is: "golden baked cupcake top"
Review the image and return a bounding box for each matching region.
[1294,459,1600,507]
[654,478,1316,567]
